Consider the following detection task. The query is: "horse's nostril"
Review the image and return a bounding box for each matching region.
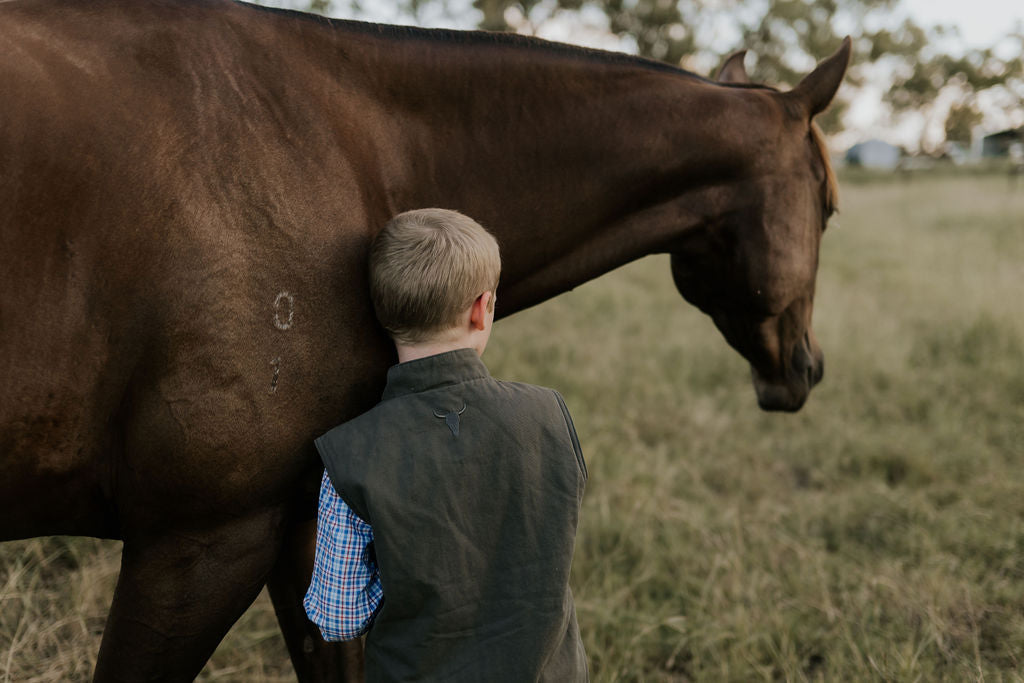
[791,340,812,374]
[791,331,823,387]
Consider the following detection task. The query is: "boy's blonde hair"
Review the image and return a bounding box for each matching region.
[369,208,501,344]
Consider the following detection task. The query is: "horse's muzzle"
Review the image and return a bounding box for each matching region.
[751,332,824,412]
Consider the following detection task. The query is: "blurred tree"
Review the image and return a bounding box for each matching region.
[290,0,1024,149]
[944,101,981,146]
[856,17,1022,150]
[474,0,512,31]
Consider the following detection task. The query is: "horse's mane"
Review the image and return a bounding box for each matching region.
[810,122,839,214]
[237,0,779,90]
[354,24,789,93]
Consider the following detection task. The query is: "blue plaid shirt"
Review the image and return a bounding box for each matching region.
[303,469,383,641]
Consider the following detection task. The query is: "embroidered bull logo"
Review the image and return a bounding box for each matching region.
[433,403,467,437]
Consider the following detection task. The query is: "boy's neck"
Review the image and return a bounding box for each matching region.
[394,291,495,364]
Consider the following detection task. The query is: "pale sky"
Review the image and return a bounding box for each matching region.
[900,0,1024,51]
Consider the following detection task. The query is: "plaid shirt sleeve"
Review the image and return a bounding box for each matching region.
[303,469,383,641]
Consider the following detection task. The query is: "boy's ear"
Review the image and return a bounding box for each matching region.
[469,291,492,331]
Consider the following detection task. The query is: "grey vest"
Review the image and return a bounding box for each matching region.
[316,349,588,683]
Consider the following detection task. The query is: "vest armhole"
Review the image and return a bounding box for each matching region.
[315,433,372,524]
[553,390,587,481]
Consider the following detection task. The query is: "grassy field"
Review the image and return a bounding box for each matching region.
[2,172,1023,681]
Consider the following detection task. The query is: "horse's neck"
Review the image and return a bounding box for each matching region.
[339,27,764,315]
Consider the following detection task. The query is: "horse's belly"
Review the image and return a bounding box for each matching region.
[0,273,126,539]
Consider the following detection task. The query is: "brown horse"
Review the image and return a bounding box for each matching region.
[0,0,848,679]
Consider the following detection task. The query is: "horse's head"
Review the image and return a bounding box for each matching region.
[670,38,850,412]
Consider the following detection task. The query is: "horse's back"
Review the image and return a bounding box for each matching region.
[0,0,392,541]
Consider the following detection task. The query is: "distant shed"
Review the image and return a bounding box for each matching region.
[845,139,901,170]
[982,127,1024,158]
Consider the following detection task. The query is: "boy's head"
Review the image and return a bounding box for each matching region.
[369,208,501,345]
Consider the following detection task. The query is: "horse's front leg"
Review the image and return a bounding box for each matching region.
[93,510,286,682]
[267,518,365,682]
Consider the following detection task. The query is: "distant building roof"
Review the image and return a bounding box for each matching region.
[982,127,1024,157]
[845,139,902,170]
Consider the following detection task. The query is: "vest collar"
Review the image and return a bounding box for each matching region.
[382,348,491,401]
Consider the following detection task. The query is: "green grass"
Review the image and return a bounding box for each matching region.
[3,173,1023,681]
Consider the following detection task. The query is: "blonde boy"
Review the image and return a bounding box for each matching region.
[304,209,588,682]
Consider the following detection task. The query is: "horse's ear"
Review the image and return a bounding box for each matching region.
[785,36,852,118]
[716,49,749,83]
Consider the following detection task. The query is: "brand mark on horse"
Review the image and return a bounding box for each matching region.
[273,291,295,330]
[269,357,281,394]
